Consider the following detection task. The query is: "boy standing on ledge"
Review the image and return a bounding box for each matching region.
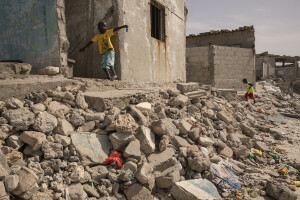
[80,22,128,80]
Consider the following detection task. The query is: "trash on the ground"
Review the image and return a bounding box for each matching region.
[105,152,124,168]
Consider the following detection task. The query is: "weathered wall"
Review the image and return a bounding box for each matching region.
[276,66,298,80]
[0,0,60,73]
[187,29,255,49]
[119,0,186,82]
[186,47,213,84]
[65,0,119,78]
[255,55,275,77]
[213,46,255,90]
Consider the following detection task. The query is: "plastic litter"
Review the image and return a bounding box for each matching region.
[290,181,300,186]
[267,152,280,159]
[279,165,290,175]
[250,148,262,156]
[105,152,124,168]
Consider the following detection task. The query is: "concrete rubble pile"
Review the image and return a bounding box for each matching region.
[0,81,299,200]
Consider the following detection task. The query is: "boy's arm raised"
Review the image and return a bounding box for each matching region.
[113,25,128,32]
[80,41,93,52]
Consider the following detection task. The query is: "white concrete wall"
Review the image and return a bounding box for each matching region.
[118,0,186,83]
[213,46,255,90]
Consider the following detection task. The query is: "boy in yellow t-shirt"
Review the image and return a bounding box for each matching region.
[80,22,128,80]
[243,78,256,103]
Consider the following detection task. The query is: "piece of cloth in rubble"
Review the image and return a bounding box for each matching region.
[105,152,124,168]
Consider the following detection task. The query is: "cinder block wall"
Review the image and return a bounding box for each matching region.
[186,47,213,84]
[213,46,255,90]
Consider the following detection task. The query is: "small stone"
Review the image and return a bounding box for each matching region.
[136,102,152,112]
[55,118,74,136]
[136,126,155,154]
[5,175,19,192]
[199,137,214,147]
[33,112,58,133]
[83,184,100,198]
[67,183,88,200]
[178,120,192,134]
[152,118,179,137]
[6,135,24,150]
[169,95,189,107]
[254,141,269,152]
[218,146,233,158]
[122,161,137,172]
[20,131,47,151]
[37,66,60,75]
[77,121,95,132]
[5,98,23,109]
[31,103,46,114]
[136,163,154,184]
[124,140,141,160]
[124,183,154,200]
[109,132,135,151]
[188,128,200,141]
[2,108,35,131]
[48,101,70,118]
[70,166,85,182]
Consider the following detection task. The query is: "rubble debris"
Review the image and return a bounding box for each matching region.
[37,66,60,75]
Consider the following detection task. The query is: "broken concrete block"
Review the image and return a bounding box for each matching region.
[152,118,179,137]
[188,127,200,141]
[155,164,181,188]
[20,131,46,151]
[75,91,88,110]
[85,112,105,121]
[124,183,154,200]
[240,123,256,138]
[33,112,58,133]
[77,121,95,132]
[12,167,38,196]
[71,133,111,165]
[5,97,23,109]
[254,141,269,152]
[4,174,19,192]
[124,140,141,160]
[172,136,191,147]
[171,179,221,200]
[6,135,24,150]
[47,101,70,118]
[167,88,180,97]
[86,165,108,182]
[0,181,9,199]
[199,137,214,147]
[169,95,189,107]
[136,126,155,154]
[217,111,233,124]
[148,148,175,171]
[178,120,192,134]
[136,163,154,184]
[136,102,152,112]
[55,118,74,136]
[187,147,211,173]
[2,107,35,131]
[37,66,60,75]
[67,183,88,200]
[30,103,46,114]
[218,146,233,158]
[127,105,149,126]
[177,82,199,93]
[110,114,138,134]
[83,184,100,198]
[109,132,135,151]
[122,161,137,172]
[41,141,63,160]
[266,181,297,200]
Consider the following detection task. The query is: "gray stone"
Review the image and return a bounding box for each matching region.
[109,132,135,151]
[177,82,199,93]
[6,135,24,149]
[41,141,63,159]
[188,127,200,141]
[20,131,47,151]
[67,183,88,200]
[37,66,59,75]
[135,163,154,184]
[0,117,8,125]
[47,101,70,118]
[155,164,181,188]
[178,120,192,134]
[187,147,211,173]
[110,114,138,134]
[12,167,38,196]
[148,148,175,171]
[136,126,155,154]
[169,95,189,107]
[0,181,9,199]
[85,113,105,121]
[152,118,179,137]
[124,140,141,160]
[76,91,88,110]
[172,136,191,147]
[70,166,85,183]
[71,133,111,165]
[171,179,221,200]
[55,118,74,136]
[77,121,95,132]
[4,175,19,192]
[128,105,149,126]
[254,141,269,152]
[199,137,214,147]
[136,102,152,112]
[124,183,154,200]
[122,161,137,172]
[217,111,233,124]
[67,113,85,127]
[5,98,23,109]
[83,184,100,198]
[218,146,233,158]
[233,145,248,159]
[0,151,9,179]
[55,134,71,147]
[2,107,35,130]
[266,181,297,200]
[167,88,180,97]
[86,165,109,182]
[30,103,46,114]
[33,112,57,133]
[240,123,256,138]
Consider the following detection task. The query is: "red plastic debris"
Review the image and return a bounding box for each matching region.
[105,152,124,168]
[257,109,264,114]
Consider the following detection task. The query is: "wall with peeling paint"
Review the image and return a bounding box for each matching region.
[119,0,186,82]
[0,0,60,73]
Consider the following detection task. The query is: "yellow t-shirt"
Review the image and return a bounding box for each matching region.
[91,29,114,54]
[246,82,254,94]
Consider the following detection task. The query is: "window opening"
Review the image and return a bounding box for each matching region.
[150,1,165,42]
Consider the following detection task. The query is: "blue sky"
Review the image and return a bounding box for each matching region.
[185,0,300,56]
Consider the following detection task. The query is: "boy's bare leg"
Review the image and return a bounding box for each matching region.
[103,68,112,79]
[110,66,118,80]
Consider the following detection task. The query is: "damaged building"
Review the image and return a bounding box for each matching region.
[256,52,300,80]
[0,0,186,82]
[186,26,256,90]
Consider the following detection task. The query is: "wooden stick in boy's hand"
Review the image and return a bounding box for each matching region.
[79,22,128,81]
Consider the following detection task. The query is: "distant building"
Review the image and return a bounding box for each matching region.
[186,26,256,90]
[0,0,187,82]
[256,52,300,80]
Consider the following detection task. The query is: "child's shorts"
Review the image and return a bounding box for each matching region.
[101,50,115,69]
[244,92,254,99]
